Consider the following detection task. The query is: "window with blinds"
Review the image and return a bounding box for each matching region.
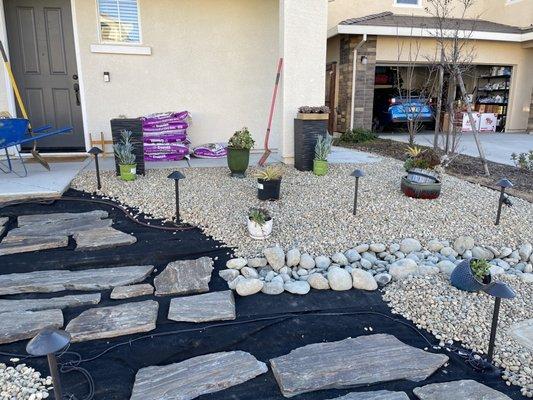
[97,0,141,44]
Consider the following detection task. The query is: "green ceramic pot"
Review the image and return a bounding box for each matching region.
[313,160,328,176]
[227,148,250,178]
[119,164,137,181]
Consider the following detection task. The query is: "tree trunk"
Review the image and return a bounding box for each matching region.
[444,75,456,154]
[433,51,445,150]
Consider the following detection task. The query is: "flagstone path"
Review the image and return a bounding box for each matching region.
[1,309,64,344]
[413,380,512,400]
[168,290,236,323]
[74,227,137,251]
[154,257,213,296]
[0,293,101,314]
[110,284,154,300]
[0,235,69,256]
[325,391,409,400]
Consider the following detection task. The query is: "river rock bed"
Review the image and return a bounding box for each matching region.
[0,361,52,400]
[71,159,533,257]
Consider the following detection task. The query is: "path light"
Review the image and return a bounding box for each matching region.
[26,328,71,400]
[168,171,185,222]
[495,178,513,225]
[351,169,365,216]
[483,281,516,363]
[88,147,104,190]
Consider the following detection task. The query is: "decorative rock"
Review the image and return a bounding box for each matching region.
[241,266,259,279]
[0,309,64,344]
[270,334,448,398]
[489,265,505,276]
[262,280,284,295]
[453,236,475,255]
[389,259,418,280]
[351,269,378,291]
[471,246,494,260]
[284,281,310,295]
[520,273,533,283]
[66,300,158,342]
[299,253,315,269]
[247,257,267,268]
[327,267,352,291]
[345,249,361,262]
[519,243,533,261]
[307,273,330,290]
[400,238,421,254]
[168,291,235,323]
[360,259,372,269]
[226,258,247,270]
[332,252,349,266]
[315,255,331,269]
[286,248,301,267]
[110,284,153,299]
[0,235,69,256]
[228,275,244,290]
[0,216,8,226]
[325,391,409,400]
[370,243,386,253]
[154,257,213,296]
[436,260,456,276]
[219,269,240,282]
[263,246,285,271]
[73,227,136,251]
[509,319,533,351]
[0,293,100,314]
[500,247,513,258]
[440,247,457,258]
[412,379,511,400]
[418,265,439,276]
[0,265,154,295]
[355,244,369,253]
[235,278,263,296]
[427,240,444,252]
[130,351,268,400]
[374,273,392,286]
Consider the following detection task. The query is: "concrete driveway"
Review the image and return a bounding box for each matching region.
[380,132,533,166]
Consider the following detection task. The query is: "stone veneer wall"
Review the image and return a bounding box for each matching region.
[337,35,377,132]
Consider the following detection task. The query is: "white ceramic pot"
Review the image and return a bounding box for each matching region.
[247,218,273,240]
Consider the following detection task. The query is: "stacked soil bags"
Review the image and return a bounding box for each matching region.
[142,112,190,161]
[192,143,228,159]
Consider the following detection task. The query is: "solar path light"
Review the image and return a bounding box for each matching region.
[168,171,185,222]
[26,328,71,400]
[351,169,365,216]
[88,147,104,190]
[495,178,513,225]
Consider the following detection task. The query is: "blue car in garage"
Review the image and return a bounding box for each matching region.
[373,91,435,132]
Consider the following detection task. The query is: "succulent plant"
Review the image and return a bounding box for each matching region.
[228,127,255,150]
[248,208,270,226]
[314,134,333,162]
[298,106,330,114]
[470,259,491,282]
[253,166,283,181]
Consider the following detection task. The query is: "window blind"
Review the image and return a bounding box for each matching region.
[98,0,140,43]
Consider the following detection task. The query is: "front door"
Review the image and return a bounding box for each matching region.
[4,0,84,151]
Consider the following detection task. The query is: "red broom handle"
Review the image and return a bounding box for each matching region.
[264,58,283,151]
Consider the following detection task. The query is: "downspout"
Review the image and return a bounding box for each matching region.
[350,33,367,131]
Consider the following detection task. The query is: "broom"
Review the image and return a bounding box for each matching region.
[258,58,283,166]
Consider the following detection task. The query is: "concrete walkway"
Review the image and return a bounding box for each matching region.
[380,132,533,166]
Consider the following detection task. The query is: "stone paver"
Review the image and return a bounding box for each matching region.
[154,257,213,296]
[130,351,268,400]
[8,217,112,237]
[0,235,68,256]
[66,300,158,342]
[17,210,108,226]
[326,391,409,400]
[168,290,236,323]
[0,293,101,314]
[413,379,512,400]
[0,217,8,226]
[74,227,136,251]
[0,265,154,295]
[509,319,533,351]
[270,334,449,398]
[0,309,63,344]
[110,284,154,300]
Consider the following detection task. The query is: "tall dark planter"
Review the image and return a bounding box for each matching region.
[294,115,328,171]
[257,178,281,201]
[227,148,250,178]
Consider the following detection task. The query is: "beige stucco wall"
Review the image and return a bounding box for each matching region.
[328,0,533,29]
[73,0,280,151]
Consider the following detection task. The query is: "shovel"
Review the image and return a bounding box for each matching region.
[0,40,50,170]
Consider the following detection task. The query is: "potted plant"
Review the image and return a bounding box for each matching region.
[247,208,273,240]
[113,130,137,181]
[294,106,329,171]
[254,166,283,201]
[401,146,442,199]
[227,127,255,178]
[450,258,491,292]
[313,134,333,176]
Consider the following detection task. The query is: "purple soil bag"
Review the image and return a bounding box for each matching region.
[144,153,188,162]
[141,111,189,124]
[142,122,189,132]
[143,132,188,143]
[144,143,190,155]
[193,143,228,159]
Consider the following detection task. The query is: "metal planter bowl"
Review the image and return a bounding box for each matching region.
[450,259,491,292]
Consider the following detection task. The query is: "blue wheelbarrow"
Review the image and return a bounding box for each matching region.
[0,118,72,177]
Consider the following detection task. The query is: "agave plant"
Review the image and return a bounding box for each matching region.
[253,165,283,181]
[405,145,422,158]
[248,208,270,226]
[314,134,333,162]
[113,130,136,165]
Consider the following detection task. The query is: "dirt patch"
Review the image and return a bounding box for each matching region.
[338,138,533,202]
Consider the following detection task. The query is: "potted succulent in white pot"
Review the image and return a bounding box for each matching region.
[113,130,137,181]
[247,208,272,240]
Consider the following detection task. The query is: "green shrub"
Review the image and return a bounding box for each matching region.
[470,259,490,282]
[511,150,533,171]
[113,130,136,165]
[337,128,377,144]
[228,127,255,150]
[403,148,441,171]
[314,135,333,161]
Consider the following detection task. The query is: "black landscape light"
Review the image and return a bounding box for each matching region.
[495,178,513,225]
[351,169,365,216]
[88,147,104,190]
[26,328,71,400]
[168,171,186,222]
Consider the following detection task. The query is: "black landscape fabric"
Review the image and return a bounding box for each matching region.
[0,190,523,400]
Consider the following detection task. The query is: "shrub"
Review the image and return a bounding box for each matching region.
[404,148,441,171]
[113,130,136,165]
[337,128,377,144]
[253,166,283,181]
[470,259,490,282]
[228,127,255,150]
[511,150,533,171]
[314,134,333,161]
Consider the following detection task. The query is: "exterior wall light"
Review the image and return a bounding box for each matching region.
[351,169,365,216]
[168,171,185,222]
[360,55,368,65]
[88,147,104,190]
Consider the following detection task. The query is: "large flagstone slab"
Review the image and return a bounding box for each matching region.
[0,235,68,256]
[66,300,158,342]
[326,391,409,400]
[74,227,136,251]
[413,380,512,400]
[154,257,213,296]
[0,293,101,314]
[8,217,112,237]
[0,265,154,295]
[270,334,449,398]
[0,309,64,344]
[17,210,108,226]
[168,290,236,323]
[509,319,533,351]
[0,217,8,226]
[111,284,154,300]
[130,351,268,400]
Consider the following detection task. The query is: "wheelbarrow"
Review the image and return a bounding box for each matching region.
[0,118,72,177]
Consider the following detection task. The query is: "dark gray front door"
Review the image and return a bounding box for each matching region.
[4,0,84,151]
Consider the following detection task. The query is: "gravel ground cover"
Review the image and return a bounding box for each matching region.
[384,274,533,397]
[0,360,51,399]
[72,158,533,257]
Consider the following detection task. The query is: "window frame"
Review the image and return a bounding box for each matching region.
[393,0,423,8]
[96,0,143,45]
